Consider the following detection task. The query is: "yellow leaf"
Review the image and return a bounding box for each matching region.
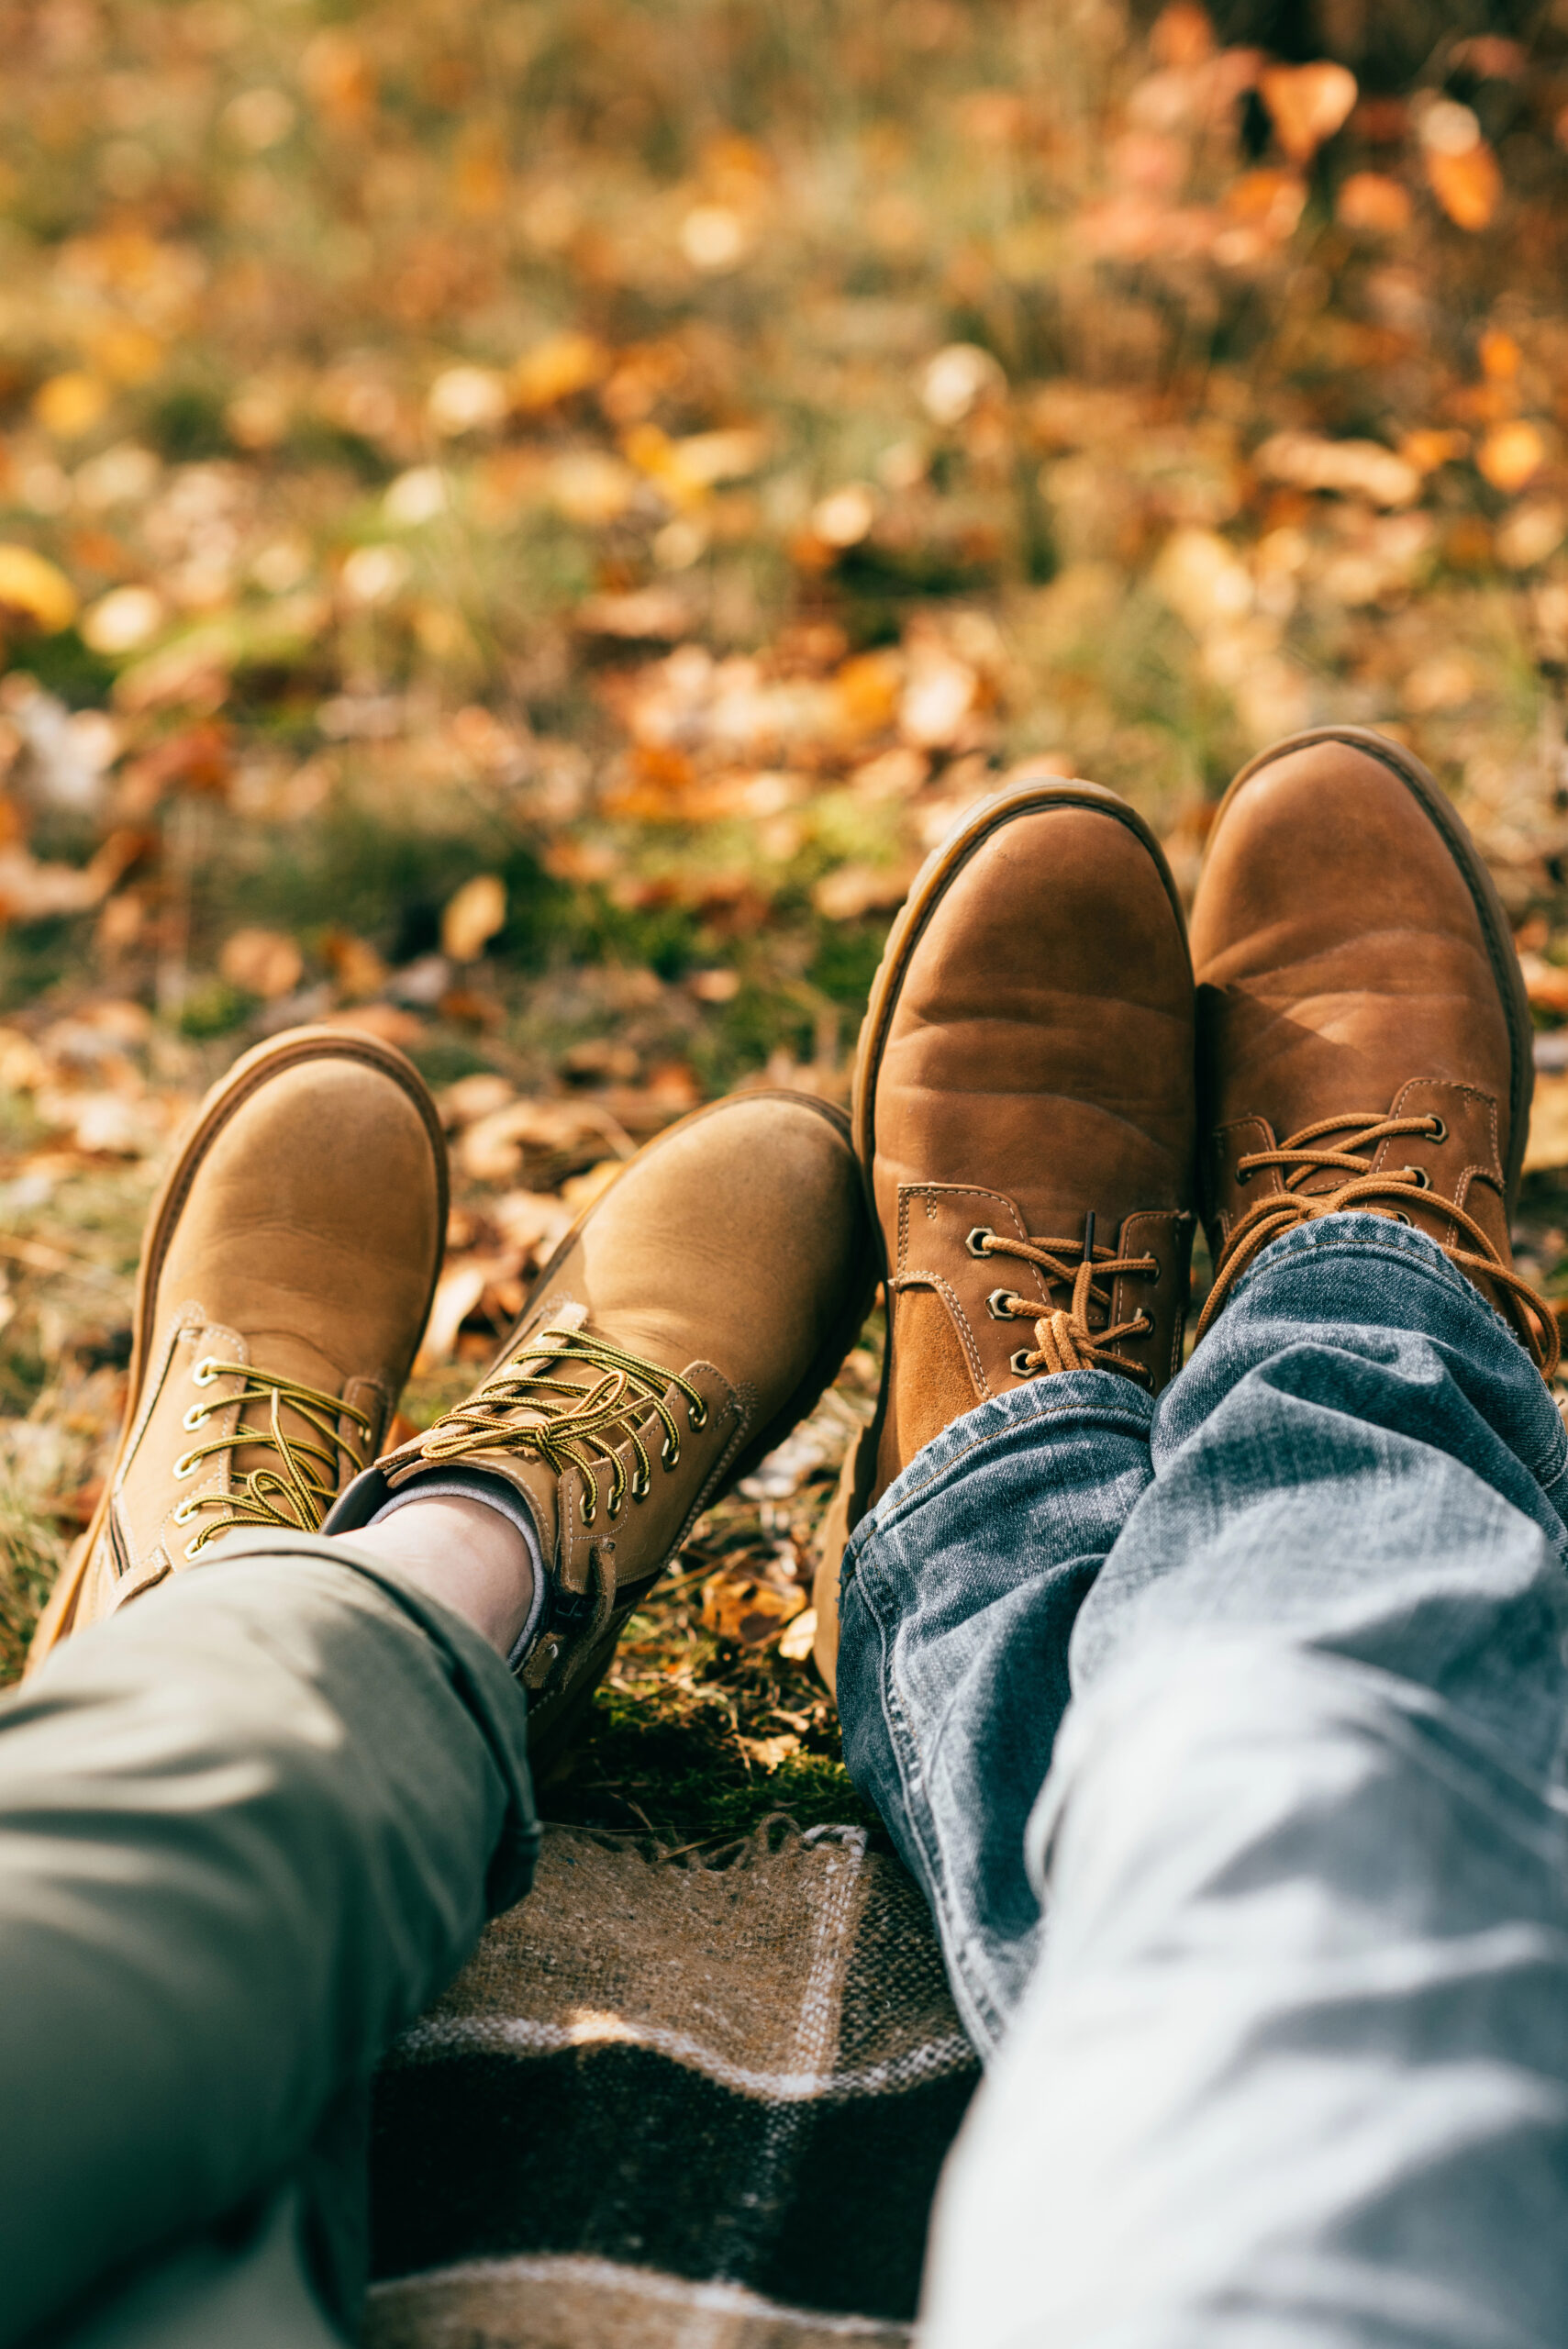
[441,873,506,962]
[1526,1073,1568,1174]
[32,372,108,439]
[1478,421,1545,494]
[1259,61,1357,163]
[0,546,77,633]
[510,332,605,412]
[1426,140,1501,231]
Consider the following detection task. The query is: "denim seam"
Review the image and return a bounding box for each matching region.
[871,1400,1153,1535]
[846,1553,1006,2052]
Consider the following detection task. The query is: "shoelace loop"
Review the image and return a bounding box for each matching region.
[1195,1110,1560,1377]
[972,1213,1160,1387]
[170,1359,373,1559]
[413,1325,706,1524]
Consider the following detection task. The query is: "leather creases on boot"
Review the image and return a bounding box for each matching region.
[1191,727,1556,1383]
[813,777,1197,1698]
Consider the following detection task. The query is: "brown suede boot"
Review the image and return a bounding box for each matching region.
[812,778,1197,1694]
[27,1027,449,1669]
[1190,726,1556,1371]
[325,1092,876,1764]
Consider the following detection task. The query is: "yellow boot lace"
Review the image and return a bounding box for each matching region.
[1195,1109,1560,1376]
[966,1213,1161,1386]
[170,1357,375,1559]
[412,1325,707,1524]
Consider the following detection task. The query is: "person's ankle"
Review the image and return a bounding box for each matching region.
[339,1493,538,1660]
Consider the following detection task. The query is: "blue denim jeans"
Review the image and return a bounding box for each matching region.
[837,1214,1568,2348]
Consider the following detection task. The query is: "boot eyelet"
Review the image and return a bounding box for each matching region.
[661,1441,679,1469]
[1402,1165,1431,1191]
[1008,1349,1036,1378]
[192,1357,218,1387]
[1428,1116,1447,1143]
[1136,1313,1153,1336]
[172,1452,201,1480]
[687,1400,707,1431]
[966,1226,994,1258]
[172,1498,199,1526]
[1392,1209,1414,1226]
[183,1537,206,1562]
[986,1288,1018,1321]
[1146,1255,1161,1281]
[1234,1167,1251,1186]
[182,1404,210,1432]
[606,1494,623,1520]
[629,1469,651,1502]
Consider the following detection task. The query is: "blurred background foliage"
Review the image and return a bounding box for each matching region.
[6,0,1568,1829]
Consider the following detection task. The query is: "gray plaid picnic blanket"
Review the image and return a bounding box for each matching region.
[366,1817,979,2347]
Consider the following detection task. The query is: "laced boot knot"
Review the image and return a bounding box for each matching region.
[970,1211,1161,1386]
[1195,1109,1560,1377]
[412,1325,707,1523]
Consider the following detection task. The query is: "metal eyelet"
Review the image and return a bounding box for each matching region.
[1136,1312,1153,1335]
[687,1400,707,1431]
[986,1288,1018,1321]
[183,1537,206,1562]
[1235,1166,1251,1186]
[1146,1255,1161,1281]
[606,1493,623,1520]
[172,1498,199,1526]
[661,1440,679,1469]
[1392,1209,1414,1226]
[1402,1165,1431,1190]
[172,1452,201,1480]
[1008,1350,1036,1378]
[1428,1116,1447,1143]
[192,1357,218,1387]
[182,1403,210,1433]
[629,1468,651,1502]
[965,1226,994,1258]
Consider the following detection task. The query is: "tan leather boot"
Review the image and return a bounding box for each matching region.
[1190,727,1556,1371]
[813,778,1197,1694]
[325,1092,876,1765]
[27,1027,449,1668]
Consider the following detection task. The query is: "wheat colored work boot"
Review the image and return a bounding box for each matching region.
[1190,726,1555,1370]
[325,1092,876,1765]
[26,1027,449,1670]
[812,779,1197,1695]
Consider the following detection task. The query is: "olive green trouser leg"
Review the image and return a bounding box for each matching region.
[0,1537,538,2349]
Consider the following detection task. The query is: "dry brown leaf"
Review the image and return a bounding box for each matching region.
[702,1572,806,1648]
[1426,140,1501,231]
[414,1258,493,1370]
[778,1607,817,1664]
[1259,61,1356,162]
[441,874,506,963]
[220,926,303,1000]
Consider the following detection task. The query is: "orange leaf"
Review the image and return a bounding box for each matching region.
[1478,421,1546,493]
[1426,140,1501,230]
[1260,61,1357,163]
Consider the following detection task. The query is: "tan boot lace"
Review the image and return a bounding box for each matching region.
[170,1357,374,1559]
[413,1326,707,1523]
[968,1213,1161,1387]
[1194,1110,1560,1376]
